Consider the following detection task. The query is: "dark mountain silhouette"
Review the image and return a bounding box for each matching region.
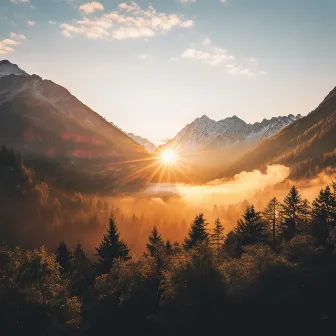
[0,60,150,192]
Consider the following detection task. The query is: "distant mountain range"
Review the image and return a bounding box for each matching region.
[0,60,150,192]
[0,59,334,187]
[225,85,336,178]
[163,114,302,151]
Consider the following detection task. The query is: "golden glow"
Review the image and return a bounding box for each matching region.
[117,144,199,186]
[161,150,177,165]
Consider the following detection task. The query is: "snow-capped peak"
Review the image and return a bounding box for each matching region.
[0,60,27,77]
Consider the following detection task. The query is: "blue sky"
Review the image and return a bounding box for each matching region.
[1,0,336,144]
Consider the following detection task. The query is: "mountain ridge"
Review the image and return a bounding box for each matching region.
[224,85,336,178]
[162,113,302,151]
[0,60,150,192]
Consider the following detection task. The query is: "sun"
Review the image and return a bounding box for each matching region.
[161,150,176,165]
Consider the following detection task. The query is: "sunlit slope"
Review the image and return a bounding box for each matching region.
[225,86,336,178]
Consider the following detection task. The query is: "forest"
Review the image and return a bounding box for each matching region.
[2,145,336,333]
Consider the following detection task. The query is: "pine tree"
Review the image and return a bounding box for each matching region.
[263,197,281,250]
[234,205,267,246]
[74,242,88,264]
[223,231,242,258]
[311,186,336,243]
[183,213,209,250]
[146,225,164,257]
[71,242,92,297]
[281,186,304,241]
[210,218,225,257]
[165,240,173,255]
[300,198,312,233]
[95,214,130,275]
[55,242,73,275]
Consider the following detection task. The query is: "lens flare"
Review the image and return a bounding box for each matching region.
[161,150,176,165]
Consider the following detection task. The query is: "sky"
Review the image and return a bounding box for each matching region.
[1,0,336,145]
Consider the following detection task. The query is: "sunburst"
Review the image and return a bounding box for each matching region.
[116,144,199,186]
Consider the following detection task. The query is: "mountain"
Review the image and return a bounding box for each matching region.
[127,133,156,152]
[225,86,336,178]
[109,121,156,152]
[0,60,27,77]
[164,114,302,151]
[0,60,150,192]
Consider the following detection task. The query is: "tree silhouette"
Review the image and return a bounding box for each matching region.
[311,186,336,243]
[210,218,225,258]
[281,186,304,240]
[146,225,164,257]
[55,242,73,275]
[234,205,267,246]
[263,197,281,250]
[183,213,209,250]
[95,214,130,274]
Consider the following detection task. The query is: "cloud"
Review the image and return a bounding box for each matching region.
[0,38,20,54]
[27,20,35,26]
[137,54,151,60]
[203,38,211,45]
[48,21,57,24]
[10,32,26,40]
[79,1,104,14]
[181,47,235,65]
[10,0,30,4]
[61,2,194,40]
[179,0,196,3]
[180,20,193,28]
[180,41,266,76]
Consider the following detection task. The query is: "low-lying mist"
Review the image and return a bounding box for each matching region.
[105,165,335,253]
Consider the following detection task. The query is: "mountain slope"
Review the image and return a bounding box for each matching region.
[127,133,156,152]
[0,60,151,192]
[109,121,156,152]
[164,114,301,151]
[225,86,336,178]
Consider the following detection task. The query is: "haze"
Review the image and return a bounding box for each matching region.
[1,0,336,144]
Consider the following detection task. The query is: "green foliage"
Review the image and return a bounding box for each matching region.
[0,245,81,335]
[183,213,209,250]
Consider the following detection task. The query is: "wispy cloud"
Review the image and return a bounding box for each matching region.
[180,20,194,28]
[180,41,266,77]
[79,1,104,15]
[181,47,235,65]
[61,2,194,40]
[48,21,57,25]
[137,54,151,60]
[10,0,30,4]
[179,0,196,3]
[10,32,26,40]
[203,38,211,45]
[27,20,35,26]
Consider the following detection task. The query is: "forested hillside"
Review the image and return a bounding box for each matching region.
[2,181,336,334]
